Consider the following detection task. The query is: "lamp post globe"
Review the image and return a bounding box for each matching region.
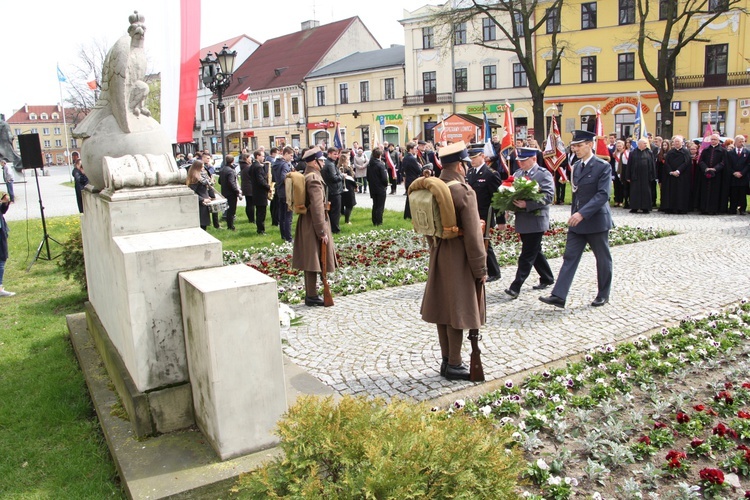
[200,45,237,155]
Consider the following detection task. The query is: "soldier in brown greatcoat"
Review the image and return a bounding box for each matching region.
[420,141,487,380]
[292,147,337,306]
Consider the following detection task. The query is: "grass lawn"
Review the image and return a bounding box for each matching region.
[0,207,410,498]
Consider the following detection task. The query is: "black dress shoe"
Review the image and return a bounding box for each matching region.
[504,288,519,299]
[486,275,500,283]
[440,357,448,376]
[532,282,553,290]
[591,297,609,307]
[445,363,471,381]
[304,296,325,307]
[539,295,566,308]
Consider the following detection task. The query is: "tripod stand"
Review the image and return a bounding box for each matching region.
[27,166,62,271]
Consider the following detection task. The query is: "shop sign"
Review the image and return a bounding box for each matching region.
[601,97,650,115]
[466,103,514,114]
[307,121,335,129]
[376,113,403,124]
[739,99,750,108]
[242,130,255,138]
[202,129,215,136]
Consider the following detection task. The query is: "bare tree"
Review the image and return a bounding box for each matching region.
[428,0,566,143]
[64,38,109,125]
[636,0,746,138]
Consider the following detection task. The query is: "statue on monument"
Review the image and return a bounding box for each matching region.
[73,11,180,192]
[0,114,23,171]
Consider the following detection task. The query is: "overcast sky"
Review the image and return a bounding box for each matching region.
[2,0,438,118]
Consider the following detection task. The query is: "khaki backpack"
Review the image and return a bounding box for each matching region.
[407,177,461,239]
[285,170,308,214]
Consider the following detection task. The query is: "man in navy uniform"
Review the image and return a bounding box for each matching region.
[466,143,502,281]
[504,147,555,298]
[540,130,613,308]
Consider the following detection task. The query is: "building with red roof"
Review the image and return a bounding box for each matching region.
[216,17,380,152]
[6,104,84,165]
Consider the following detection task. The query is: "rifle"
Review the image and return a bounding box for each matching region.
[483,206,493,251]
[321,238,334,307]
[468,281,486,382]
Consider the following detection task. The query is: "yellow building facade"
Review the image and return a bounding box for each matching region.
[304,46,406,150]
[535,0,750,140]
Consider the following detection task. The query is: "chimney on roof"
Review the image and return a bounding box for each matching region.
[301,20,319,31]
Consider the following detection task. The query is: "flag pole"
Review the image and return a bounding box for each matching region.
[57,69,72,182]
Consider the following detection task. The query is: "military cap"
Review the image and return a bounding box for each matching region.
[467,143,485,157]
[302,146,324,161]
[570,130,596,144]
[516,147,540,160]
[438,140,470,164]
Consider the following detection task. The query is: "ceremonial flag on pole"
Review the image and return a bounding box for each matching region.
[435,115,447,146]
[384,147,397,178]
[333,122,343,149]
[700,109,714,154]
[482,109,495,158]
[237,87,252,101]
[499,101,515,154]
[158,0,202,144]
[86,72,97,90]
[543,114,567,182]
[56,64,67,83]
[594,108,610,160]
[633,91,647,141]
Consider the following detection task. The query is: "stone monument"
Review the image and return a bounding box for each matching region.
[74,11,287,460]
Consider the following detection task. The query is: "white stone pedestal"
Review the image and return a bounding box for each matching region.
[179,265,288,460]
[81,187,223,393]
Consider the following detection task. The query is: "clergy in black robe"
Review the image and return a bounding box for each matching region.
[625,138,656,213]
[697,135,726,215]
[727,137,750,214]
[661,136,692,214]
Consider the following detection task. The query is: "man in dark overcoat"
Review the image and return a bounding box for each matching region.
[321,147,343,233]
[218,155,242,231]
[420,141,487,381]
[504,148,555,298]
[401,141,423,219]
[540,130,613,308]
[697,133,726,215]
[661,136,692,214]
[249,151,270,234]
[466,143,502,282]
[727,134,749,215]
[238,153,254,224]
[292,147,337,306]
[366,149,389,225]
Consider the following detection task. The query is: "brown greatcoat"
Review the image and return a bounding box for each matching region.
[292,162,337,272]
[420,168,487,330]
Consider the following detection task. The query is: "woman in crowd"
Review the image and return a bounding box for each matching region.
[0,191,13,297]
[352,148,368,193]
[656,139,671,211]
[338,151,357,225]
[71,159,89,214]
[186,160,213,230]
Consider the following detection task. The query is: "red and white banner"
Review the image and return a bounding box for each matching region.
[543,114,567,182]
[594,108,610,160]
[500,100,514,154]
[158,0,201,144]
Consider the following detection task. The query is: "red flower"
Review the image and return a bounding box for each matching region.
[725,382,734,389]
[742,382,750,389]
[699,468,725,485]
[691,438,705,448]
[654,421,668,429]
[745,490,750,498]
[676,412,690,424]
[715,391,734,405]
[666,450,687,461]
[668,458,682,469]
[501,177,515,187]
[638,435,651,445]
[738,444,750,452]
[694,404,706,412]
[713,422,738,438]
[739,410,750,419]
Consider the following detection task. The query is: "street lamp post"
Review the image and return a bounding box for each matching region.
[200,45,237,155]
[556,102,564,134]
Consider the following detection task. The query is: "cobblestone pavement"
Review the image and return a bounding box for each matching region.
[282,206,750,401]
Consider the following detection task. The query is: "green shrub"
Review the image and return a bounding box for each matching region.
[57,227,87,292]
[234,395,525,499]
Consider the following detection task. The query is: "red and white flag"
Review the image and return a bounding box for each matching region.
[594,109,610,160]
[157,0,201,144]
[543,114,567,182]
[700,111,714,154]
[237,87,252,101]
[499,101,514,155]
[86,72,97,90]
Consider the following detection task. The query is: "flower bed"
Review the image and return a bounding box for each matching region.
[223,223,673,304]
[434,301,750,498]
